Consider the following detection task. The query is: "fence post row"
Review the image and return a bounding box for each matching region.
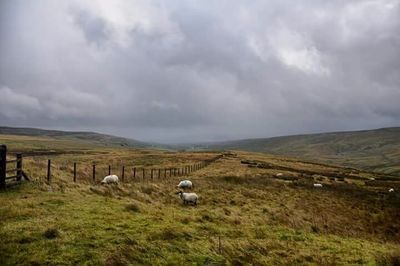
[0,149,221,187]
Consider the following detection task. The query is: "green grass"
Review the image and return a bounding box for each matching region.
[1,180,399,265]
[208,127,400,176]
[0,135,399,265]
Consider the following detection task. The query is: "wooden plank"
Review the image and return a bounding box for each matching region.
[5,175,18,180]
[6,168,18,173]
[6,159,17,164]
[22,171,30,181]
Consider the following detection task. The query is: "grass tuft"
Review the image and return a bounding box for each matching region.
[125,203,140,213]
[43,228,59,239]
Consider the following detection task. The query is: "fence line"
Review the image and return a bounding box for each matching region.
[43,154,223,184]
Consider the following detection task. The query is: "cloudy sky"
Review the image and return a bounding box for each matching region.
[0,0,399,143]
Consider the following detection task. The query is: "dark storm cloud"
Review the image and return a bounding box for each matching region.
[0,0,399,142]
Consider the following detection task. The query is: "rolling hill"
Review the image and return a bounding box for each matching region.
[0,126,151,151]
[2,126,399,176]
[207,127,400,176]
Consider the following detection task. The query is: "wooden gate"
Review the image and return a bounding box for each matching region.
[0,145,28,189]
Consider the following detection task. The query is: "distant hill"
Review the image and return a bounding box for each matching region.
[207,127,400,176]
[0,126,150,149]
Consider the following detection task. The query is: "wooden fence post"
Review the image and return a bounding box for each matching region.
[142,168,145,180]
[164,168,167,178]
[151,169,153,180]
[92,164,96,182]
[133,167,136,179]
[158,169,161,179]
[108,165,111,175]
[47,159,51,183]
[0,145,6,189]
[122,166,125,182]
[73,162,77,182]
[16,153,22,181]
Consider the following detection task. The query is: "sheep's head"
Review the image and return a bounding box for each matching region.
[175,191,183,195]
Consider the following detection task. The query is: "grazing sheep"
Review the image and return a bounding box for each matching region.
[101,175,119,185]
[276,173,283,177]
[176,191,198,205]
[177,180,193,189]
[389,188,395,193]
[313,183,323,188]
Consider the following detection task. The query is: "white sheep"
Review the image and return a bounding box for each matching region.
[176,191,198,205]
[177,180,193,189]
[276,173,283,177]
[313,183,323,188]
[389,188,394,193]
[101,175,119,185]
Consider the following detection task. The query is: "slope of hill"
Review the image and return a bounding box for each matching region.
[0,149,399,265]
[208,127,400,176]
[0,126,151,151]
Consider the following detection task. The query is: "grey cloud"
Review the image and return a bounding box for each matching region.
[0,0,399,143]
[73,10,110,46]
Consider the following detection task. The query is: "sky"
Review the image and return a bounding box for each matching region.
[0,0,399,143]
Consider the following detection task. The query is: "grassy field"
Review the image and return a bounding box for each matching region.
[208,127,400,176]
[0,136,400,265]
